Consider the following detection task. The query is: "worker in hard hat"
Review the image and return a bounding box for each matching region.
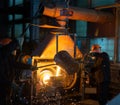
[84,44,111,105]
[90,44,101,53]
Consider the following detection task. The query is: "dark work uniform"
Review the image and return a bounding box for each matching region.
[0,39,32,105]
[84,52,111,105]
[97,52,111,105]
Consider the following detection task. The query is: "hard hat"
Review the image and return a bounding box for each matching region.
[91,44,101,51]
[0,38,12,45]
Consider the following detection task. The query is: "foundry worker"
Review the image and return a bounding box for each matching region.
[0,37,35,105]
[84,44,111,105]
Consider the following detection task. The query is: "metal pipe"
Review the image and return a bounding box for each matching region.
[43,6,114,23]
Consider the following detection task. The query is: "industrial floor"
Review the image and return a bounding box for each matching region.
[76,99,99,105]
[64,99,99,105]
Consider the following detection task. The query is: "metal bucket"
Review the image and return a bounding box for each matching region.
[54,50,79,75]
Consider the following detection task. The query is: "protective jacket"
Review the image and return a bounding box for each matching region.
[84,52,110,84]
[0,39,32,101]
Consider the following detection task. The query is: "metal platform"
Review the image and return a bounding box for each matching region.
[79,99,99,105]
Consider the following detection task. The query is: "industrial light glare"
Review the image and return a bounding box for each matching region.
[43,74,50,84]
[39,70,54,85]
[56,66,61,76]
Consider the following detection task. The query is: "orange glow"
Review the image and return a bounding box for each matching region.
[56,66,61,76]
[42,74,50,84]
[40,35,82,59]
[39,70,54,85]
[57,20,66,27]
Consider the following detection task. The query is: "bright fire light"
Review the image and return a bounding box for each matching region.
[56,66,61,76]
[39,70,53,85]
[43,74,50,84]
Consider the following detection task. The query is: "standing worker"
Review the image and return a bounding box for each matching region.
[84,44,111,105]
[0,37,37,105]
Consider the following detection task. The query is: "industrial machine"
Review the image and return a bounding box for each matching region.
[11,34,83,105]
[11,1,115,105]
